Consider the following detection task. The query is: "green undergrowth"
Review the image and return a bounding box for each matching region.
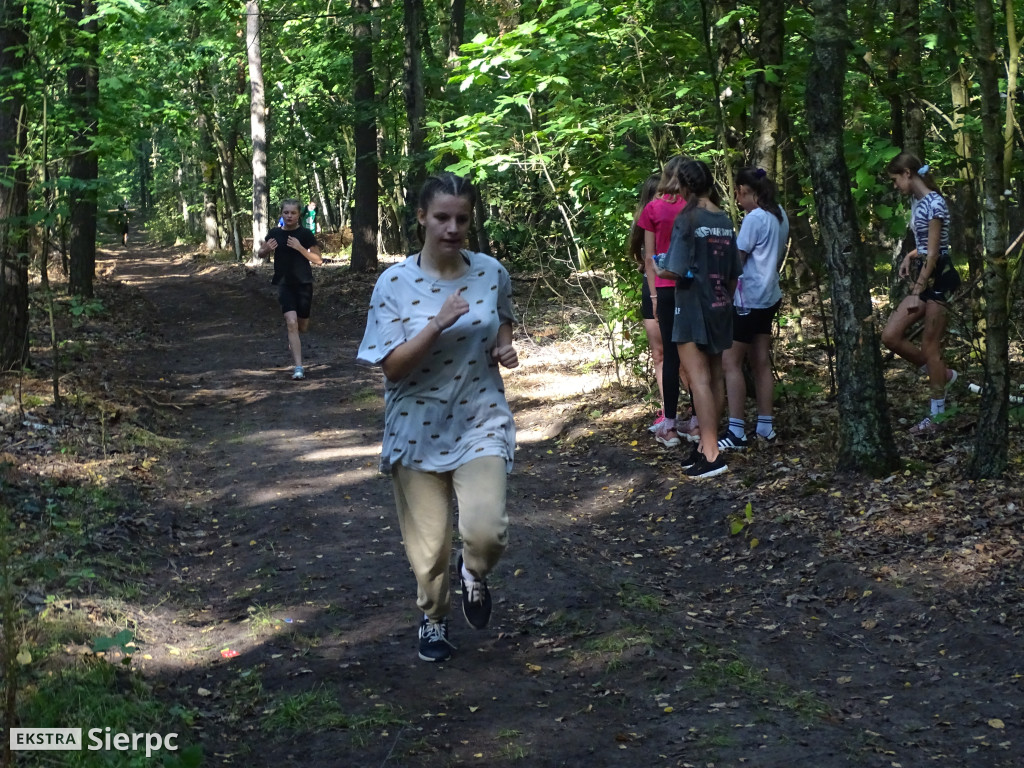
[15,660,202,767]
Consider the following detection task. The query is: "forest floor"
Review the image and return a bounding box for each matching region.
[3,233,1024,767]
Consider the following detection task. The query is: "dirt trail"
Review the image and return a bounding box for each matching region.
[102,244,1020,767]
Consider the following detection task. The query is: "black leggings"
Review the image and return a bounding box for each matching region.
[656,286,682,420]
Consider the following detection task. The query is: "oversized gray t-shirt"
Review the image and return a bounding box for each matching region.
[664,207,740,356]
[357,251,517,473]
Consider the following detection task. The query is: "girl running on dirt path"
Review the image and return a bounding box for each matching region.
[882,154,960,435]
[629,173,667,433]
[638,155,697,448]
[655,159,740,479]
[357,172,519,663]
[258,198,322,380]
[719,167,789,452]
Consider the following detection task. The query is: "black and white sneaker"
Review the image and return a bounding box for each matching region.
[680,444,702,470]
[717,431,748,451]
[418,617,454,662]
[754,429,777,444]
[685,453,729,479]
[458,554,492,629]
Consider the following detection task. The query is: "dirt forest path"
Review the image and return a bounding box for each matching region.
[100,242,1021,768]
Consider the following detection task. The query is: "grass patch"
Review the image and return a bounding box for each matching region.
[16,659,201,767]
[118,424,185,452]
[618,582,666,613]
[262,686,404,742]
[688,643,828,720]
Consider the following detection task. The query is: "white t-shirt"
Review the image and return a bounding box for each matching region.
[734,207,788,309]
[357,251,517,473]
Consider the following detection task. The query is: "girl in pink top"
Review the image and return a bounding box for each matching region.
[637,155,694,447]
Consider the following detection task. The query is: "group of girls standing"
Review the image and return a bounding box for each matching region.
[632,151,955,477]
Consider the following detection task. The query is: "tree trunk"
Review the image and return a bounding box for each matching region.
[805,0,898,475]
[246,0,269,260]
[404,0,427,248]
[969,0,1010,478]
[0,0,30,370]
[67,0,99,298]
[897,0,925,157]
[750,0,783,174]
[448,0,466,61]
[1002,0,1020,191]
[350,0,379,271]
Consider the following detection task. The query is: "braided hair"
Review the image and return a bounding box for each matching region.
[677,159,722,220]
[735,167,784,222]
[416,172,477,243]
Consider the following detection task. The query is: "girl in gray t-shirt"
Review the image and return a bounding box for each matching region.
[654,159,739,480]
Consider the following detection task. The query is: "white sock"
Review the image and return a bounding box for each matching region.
[756,415,774,437]
[728,418,746,438]
[930,398,945,416]
[461,561,477,584]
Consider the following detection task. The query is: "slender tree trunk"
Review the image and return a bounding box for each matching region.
[350,0,378,271]
[246,0,269,260]
[751,0,783,174]
[898,0,925,157]
[969,0,1010,478]
[67,0,98,298]
[806,0,898,475]
[1002,0,1019,191]
[0,1,30,370]
[448,0,466,61]
[404,0,427,248]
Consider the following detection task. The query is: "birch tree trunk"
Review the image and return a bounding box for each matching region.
[246,0,269,260]
[805,0,898,475]
[969,0,1010,478]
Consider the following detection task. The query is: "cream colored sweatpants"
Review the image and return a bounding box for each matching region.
[391,456,509,621]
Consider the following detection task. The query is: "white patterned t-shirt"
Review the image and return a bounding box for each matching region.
[357,251,517,473]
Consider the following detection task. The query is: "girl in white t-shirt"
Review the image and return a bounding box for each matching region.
[719,168,789,451]
[358,173,519,662]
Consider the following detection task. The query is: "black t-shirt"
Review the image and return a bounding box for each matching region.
[266,226,319,285]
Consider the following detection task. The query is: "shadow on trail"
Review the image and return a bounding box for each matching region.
[96,240,1022,768]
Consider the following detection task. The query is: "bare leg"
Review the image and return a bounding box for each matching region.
[679,342,724,463]
[722,340,749,421]
[284,311,302,367]
[749,334,775,417]
[880,296,927,368]
[920,302,949,399]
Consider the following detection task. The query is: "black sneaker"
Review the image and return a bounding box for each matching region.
[680,444,702,470]
[418,617,453,662]
[685,453,729,479]
[458,554,492,629]
[717,431,748,451]
[754,429,777,443]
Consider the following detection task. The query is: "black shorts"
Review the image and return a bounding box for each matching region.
[733,299,781,344]
[278,283,313,318]
[913,256,961,303]
[641,280,654,320]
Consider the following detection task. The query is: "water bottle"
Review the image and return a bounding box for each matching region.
[736,277,750,316]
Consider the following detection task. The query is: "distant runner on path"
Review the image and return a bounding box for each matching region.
[258,198,322,380]
[357,172,519,663]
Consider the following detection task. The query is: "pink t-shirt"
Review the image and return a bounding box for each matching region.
[637,195,686,288]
